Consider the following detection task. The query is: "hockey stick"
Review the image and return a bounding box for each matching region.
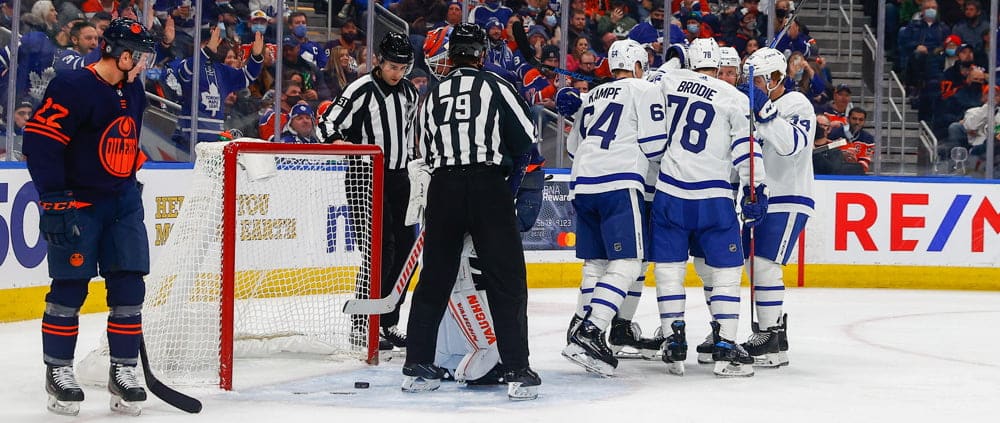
[747,65,758,327]
[511,21,609,84]
[342,229,425,315]
[139,337,202,414]
[812,139,847,153]
[768,0,811,49]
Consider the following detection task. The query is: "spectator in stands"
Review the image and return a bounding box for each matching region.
[287,12,327,70]
[744,37,760,58]
[774,19,817,58]
[933,66,987,147]
[829,107,876,146]
[674,0,710,17]
[813,114,864,176]
[90,10,111,35]
[785,51,826,103]
[939,82,998,161]
[817,84,854,127]
[941,43,976,100]
[410,67,430,98]
[681,12,714,43]
[170,0,198,39]
[281,35,328,103]
[471,0,514,28]
[522,44,558,118]
[938,0,968,28]
[567,9,593,48]
[726,5,763,56]
[17,3,59,105]
[505,14,525,54]
[54,21,98,72]
[539,7,563,45]
[336,19,362,56]
[279,103,320,143]
[898,0,950,85]
[576,51,599,79]
[485,18,525,84]
[599,31,618,54]
[597,0,637,41]
[526,24,550,58]
[323,45,359,99]
[444,1,463,27]
[240,9,276,45]
[1,0,13,30]
[567,36,592,71]
[259,80,303,141]
[951,0,989,54]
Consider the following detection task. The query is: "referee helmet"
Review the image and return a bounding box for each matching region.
[380,31,414,66]
[448,23,487,59]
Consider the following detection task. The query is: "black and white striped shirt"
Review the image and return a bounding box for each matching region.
[316,71,419,170]
[419,67,535,170]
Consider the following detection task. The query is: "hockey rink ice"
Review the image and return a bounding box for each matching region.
[2,286,998,422]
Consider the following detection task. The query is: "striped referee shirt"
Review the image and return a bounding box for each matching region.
[419,66,535,170]
[316,70,418,170]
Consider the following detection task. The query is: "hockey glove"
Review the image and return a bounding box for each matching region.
[38,191,83,247]
[741,184,769,228]
[738,83,777,123]
[555,87,582,118]
[405,159,432,226]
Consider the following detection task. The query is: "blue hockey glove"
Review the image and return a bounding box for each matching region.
[741,184,769,228]
[38,191,82,246]
[737,83,777,123]
[555,87,582,118]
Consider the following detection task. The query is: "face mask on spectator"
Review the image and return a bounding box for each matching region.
[286,95,302,105]
[651,18,663,27]
[945,48,956,56]
[342,32,356,42]
[417,84,429,95]
[687,24,700,34]
[968,82,983,92]
[217,22,226,34]
[923,8,937,20]
[252,23,267,34]
[293,24,308,38]
[544,15,557,26]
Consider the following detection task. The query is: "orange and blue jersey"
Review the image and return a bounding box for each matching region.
[521,68,556,104]
[23,65,147,202]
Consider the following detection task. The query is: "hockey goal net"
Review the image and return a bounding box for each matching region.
[86,140,384,390]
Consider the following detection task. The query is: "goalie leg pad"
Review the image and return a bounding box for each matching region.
[749,256,785,329]
[443,235,501,382]
[653,262,687,332]
[587,258,643,330]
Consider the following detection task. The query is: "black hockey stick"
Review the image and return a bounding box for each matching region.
[511,21,609,84]
[139,337,203,413]
[342,229,424,315]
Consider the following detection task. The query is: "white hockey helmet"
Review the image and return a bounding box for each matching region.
[719,46,740,68]
[687,37,721,70]
[743,47,787,82]
[608,39,649,75]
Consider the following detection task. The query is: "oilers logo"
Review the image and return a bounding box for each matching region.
[99,116,140,177]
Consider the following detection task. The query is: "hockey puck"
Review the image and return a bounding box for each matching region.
[354,381,370,389]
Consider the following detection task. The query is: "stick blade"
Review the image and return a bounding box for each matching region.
[140,338,203,414]
[342,298,394,315]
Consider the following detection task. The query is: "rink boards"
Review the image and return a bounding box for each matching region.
[1,164,998,321]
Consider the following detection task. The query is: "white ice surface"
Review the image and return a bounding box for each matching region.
[2,287,998,422]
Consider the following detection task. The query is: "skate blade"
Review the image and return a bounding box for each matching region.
[507,382,539,401]
[614,347,661,360]
[379,348,406,362]
[561,344,614,377]
[47,396,81,416]
[664,361,685,376]
[110,395,143,416]
[713,361,754,378]
[401,376,441,393]
[753,352,784,368]
[777,351,789,366]
[697,352,714,364]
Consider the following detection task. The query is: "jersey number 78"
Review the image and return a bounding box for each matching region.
[666,95,715,153]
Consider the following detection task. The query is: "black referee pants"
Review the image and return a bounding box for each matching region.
[380,169,417,328]
[405,164,530,369]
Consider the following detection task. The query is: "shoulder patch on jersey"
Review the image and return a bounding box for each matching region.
[335,96,349,108]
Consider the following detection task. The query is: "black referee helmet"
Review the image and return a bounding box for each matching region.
[380,31,414,65]
[448,23,487,59]
[102,17,156,59]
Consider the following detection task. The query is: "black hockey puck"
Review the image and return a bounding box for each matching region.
[354,381,370,389]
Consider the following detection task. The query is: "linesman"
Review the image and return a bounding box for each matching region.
[316,31,419,349]
[401,23,540,401]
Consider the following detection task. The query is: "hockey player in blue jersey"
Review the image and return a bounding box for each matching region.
[738,47,816,368]
[22,18,156,416]
[648,37,767,378]
[561,39,668,377]
[171,25,264,144]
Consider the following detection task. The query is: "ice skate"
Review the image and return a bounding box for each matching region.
[401,363,445,393]
[46,365,84,416]
[566,314,583,344]
[608,317,662,359]
[562,320,618,377]
[695,331,715,364]
[504,367,541,401]
[379,325,407,361]
[661,320,687,375]
[108,363,146,416]
[710,322,754,377]
[777,313,790,366]
[742,323,781,368]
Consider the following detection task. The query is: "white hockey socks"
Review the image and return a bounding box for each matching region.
[575,259,608,318]
[693,257,713,307]
[615,264,648,321]
[653,262,687,331]
[707,266,743,342]
[587,259,643,330]
[749,256,785,329]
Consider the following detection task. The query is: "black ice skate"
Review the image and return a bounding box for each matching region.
[696,330,715,364]
[562,319,618,377]
[109,363,147,416]
[710,322,754,378]
[380,325,407,349]
[566,313,583,344]
[46,365,84,416]
[608,317,662,359]
[742,323,781,368]
[504,367,541,401]
[777,313,789,366]
[661,320,687,375]
[401,363,446,393]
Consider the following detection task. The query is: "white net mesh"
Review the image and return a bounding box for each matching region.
[131,141,376,387]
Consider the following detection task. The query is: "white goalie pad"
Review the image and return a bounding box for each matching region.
[405,159,432,225]
[233,138,278,181]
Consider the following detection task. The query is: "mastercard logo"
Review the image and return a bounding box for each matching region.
[556,232,576,247]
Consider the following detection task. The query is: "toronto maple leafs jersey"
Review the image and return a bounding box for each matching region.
[566,77,666,200]
[753,90,816,216]
[653,69,765,200]
[171,48,263,142]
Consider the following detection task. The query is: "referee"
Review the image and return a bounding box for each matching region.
[401,23,540,401]
[317,31,418,349]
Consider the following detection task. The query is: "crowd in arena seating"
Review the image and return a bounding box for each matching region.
[0,0,888,173]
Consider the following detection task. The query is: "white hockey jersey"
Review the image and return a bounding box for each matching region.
[566,78,667,200]
[754,90,816,216]
[653,69,765,200]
